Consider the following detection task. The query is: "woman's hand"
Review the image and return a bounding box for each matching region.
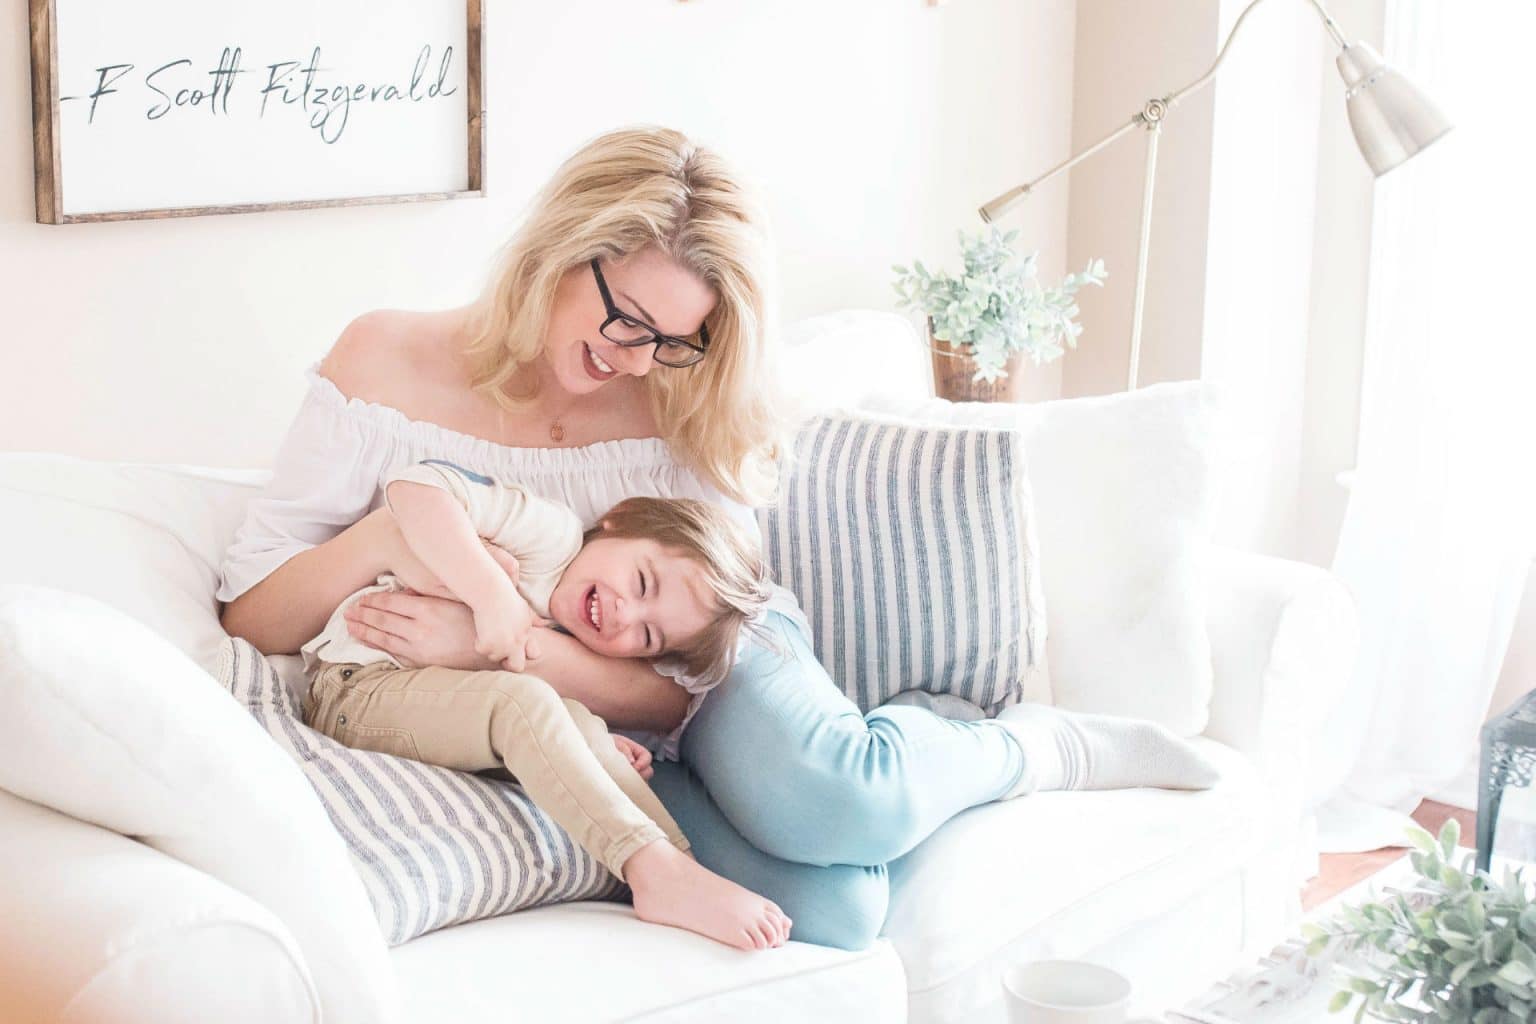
[344,591,501,671]
[344,513,530,670]
[346,593,549,672]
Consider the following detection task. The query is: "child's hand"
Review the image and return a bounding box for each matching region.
[612,735,653,780]
[473,589,535,670]
[503,620,554,672]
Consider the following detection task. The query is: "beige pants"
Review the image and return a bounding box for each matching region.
[304,662,689,880]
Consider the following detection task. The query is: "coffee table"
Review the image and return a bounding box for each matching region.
[1160,851,1461,1024]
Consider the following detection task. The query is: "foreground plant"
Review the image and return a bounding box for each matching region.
[1304,820,1536,1023]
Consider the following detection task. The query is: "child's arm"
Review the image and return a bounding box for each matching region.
[385,478,535,666]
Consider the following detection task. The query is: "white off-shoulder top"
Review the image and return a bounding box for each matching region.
[219,366,801,760]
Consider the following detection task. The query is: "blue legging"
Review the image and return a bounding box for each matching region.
[650,611,1026,950]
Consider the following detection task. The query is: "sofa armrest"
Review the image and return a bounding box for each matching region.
[1203,546,1358,806]
[0,789,318,1024]
[0,588,401,1024]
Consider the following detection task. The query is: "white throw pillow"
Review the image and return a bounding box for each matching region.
[218,637,626,946]
[780,310,933,416]
[867,382,1214,735]
[0,585,400,1024]
[759,410,1050,713]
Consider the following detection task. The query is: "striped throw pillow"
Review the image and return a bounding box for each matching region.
[759,412,1049,713]
[217,638,623,946]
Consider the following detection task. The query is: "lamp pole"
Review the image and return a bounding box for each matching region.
[978,0,1446,391]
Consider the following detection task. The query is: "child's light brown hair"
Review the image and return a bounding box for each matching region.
[588,497,771,685]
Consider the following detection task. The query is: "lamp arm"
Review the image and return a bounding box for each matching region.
[1166,0,1345,108]
[1164,0,1276,108]
[979,0,1351,222]
[1307,0,1349,48]
[980,115,1143,222]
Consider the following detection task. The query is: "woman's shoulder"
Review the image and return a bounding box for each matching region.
[318,308,471,411]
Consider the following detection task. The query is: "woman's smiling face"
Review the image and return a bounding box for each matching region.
[541,247,718,396]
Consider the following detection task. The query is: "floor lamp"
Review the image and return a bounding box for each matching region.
[979,0,1452,391]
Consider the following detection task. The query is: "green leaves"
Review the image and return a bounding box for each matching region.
[891,227,1107,381]
[1314,826,1535,1021]
[1441,818,1462,859]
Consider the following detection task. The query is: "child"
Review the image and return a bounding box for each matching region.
[301,459,791,951]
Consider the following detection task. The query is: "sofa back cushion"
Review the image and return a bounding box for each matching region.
[0,454,264,671]
[868,382,1215,735]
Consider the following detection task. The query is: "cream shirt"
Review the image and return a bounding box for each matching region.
[301,459,585,672]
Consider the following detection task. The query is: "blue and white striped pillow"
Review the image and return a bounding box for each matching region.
[759,412,1048,713]
[216,638,623,946]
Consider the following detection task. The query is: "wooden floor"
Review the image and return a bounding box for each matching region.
[1300,800,1475,911]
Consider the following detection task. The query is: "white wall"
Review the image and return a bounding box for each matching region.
[1063,0,1219,398]
[0,0,1077,466]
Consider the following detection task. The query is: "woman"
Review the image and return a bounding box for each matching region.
[220,126,1213,949]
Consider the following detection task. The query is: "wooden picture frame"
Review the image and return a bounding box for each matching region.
[27,0,485,224]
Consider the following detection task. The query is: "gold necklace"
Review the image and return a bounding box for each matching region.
[544,389,585,444]
[503,358,589,445]
[498,370,583,445]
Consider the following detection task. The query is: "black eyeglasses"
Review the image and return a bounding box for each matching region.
[589,259,710,368]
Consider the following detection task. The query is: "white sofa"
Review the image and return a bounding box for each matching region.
[0,314,1357,1023]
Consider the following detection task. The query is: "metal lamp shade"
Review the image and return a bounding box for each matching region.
[1336,41,1453,177]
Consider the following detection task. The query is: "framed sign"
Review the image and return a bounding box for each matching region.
[28,0,484,223]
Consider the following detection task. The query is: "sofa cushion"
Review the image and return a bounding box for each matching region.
[759,410,1049,712]
[0,585,400,1024]
[391,901,907,1024]
[0,453,264,671]
[218,638,625,946]
[781,310,933,416]
[884,740,1266,1021]
[868,382,1215,735]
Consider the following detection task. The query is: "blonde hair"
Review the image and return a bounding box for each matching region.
[465,126,787,506]
[589,496,772,686]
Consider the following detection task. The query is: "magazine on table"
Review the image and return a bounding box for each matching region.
[1168,880,1438,1024]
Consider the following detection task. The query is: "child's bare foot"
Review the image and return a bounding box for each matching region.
[624,840,792,951]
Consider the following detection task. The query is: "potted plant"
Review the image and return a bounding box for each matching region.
[892,227,1105,403]
[1305,820,1536,1023]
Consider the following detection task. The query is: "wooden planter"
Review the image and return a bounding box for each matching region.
[929,325,1024,403]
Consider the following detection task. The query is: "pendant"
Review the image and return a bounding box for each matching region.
[549,422,565,442]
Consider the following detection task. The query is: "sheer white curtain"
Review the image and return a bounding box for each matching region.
[1320,0,1536,849]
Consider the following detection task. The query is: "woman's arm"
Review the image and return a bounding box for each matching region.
[220,509,395,655]
[523,627,691,734]
[343,592,689,733]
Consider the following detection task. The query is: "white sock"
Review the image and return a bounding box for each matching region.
[994,703,1220,798]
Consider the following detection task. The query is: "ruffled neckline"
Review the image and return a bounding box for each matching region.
[305,365,681,471]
